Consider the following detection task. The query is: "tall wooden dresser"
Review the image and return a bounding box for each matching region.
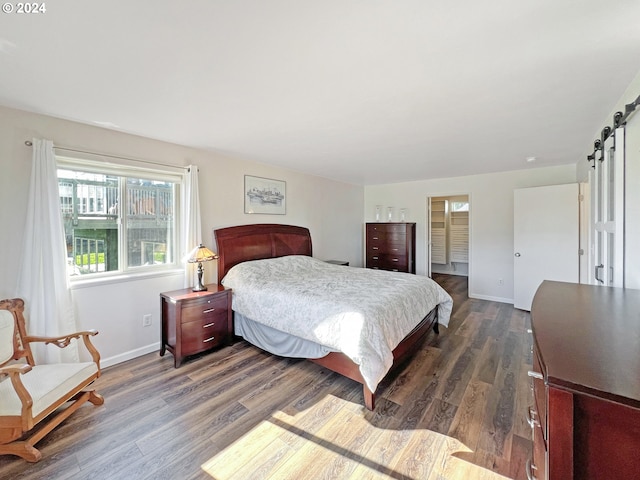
[528,281,640,480]
[365,222,416,273]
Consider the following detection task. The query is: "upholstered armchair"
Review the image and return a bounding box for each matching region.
[0,298,103,462]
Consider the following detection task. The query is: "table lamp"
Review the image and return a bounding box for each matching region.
[186,244,218,291]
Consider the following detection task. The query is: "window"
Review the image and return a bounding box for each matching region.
[450,201,469,212]
[57,157,181,278]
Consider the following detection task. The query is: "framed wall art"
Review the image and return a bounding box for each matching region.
[244,175,286,215]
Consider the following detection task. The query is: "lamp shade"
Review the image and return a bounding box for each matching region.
[186,244,218,263]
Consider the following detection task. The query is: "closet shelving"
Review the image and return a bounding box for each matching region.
[431,200,448,264]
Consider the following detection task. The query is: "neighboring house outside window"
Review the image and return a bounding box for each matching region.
[56,157,180,279]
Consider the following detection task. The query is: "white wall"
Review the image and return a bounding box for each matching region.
[365,165,577,303]
[0,106,364,366]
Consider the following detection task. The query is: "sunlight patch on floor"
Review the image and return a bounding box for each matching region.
[200,406,513,480]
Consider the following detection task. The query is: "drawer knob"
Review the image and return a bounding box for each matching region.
[525,459,538,480]
[203,308,216,313]
[526,406,539,428]
[203,322,215,328]
[373,256,378,260]
[203,336,216,343]
[527,370,543,380]
[392,258,399,262]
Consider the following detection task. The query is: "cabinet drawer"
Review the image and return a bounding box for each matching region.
[530,422,547,480]
[532,350,547,442]
[367,254,408,268]
[181,318,226,353]
[367,232,407,245]
[181,295,228,324]
[367,224,409,234]
[366,240,406,252]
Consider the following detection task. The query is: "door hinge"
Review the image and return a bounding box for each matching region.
[579,194,584,202]
[579,248,584,255]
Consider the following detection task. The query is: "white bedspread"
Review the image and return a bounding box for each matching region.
[221,255,453,392]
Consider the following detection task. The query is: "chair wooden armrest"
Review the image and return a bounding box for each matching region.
[25,330,101,368]
[0,364,35,429]
[0,364,32,376]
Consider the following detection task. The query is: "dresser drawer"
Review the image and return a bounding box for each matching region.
[367,224,409,234]
[367,240,406,254]
[367,253,408,268]
[181,295,228,324]
[367,231,407,246]
[531,349,547,442]
[529,421,547,480]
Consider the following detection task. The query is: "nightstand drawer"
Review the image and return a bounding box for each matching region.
[182,296,228,324]
[181,318,227,353]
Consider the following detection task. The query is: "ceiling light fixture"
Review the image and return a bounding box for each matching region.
[526,156,537,163]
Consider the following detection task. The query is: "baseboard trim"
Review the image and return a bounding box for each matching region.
[469,293,513,304]
[101,342,161,369]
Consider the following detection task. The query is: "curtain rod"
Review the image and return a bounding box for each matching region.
[24,140,190,171]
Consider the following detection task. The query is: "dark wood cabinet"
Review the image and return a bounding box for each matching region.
[160,285,232,367]
[529,281,640,480]
[365,222,415,273]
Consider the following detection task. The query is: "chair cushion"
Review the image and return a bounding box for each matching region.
[0,362,98,417]
[0,310,15,365]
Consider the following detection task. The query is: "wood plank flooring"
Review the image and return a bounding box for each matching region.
[0,274,533,479]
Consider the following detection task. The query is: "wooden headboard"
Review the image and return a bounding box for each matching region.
[213,224,313,283]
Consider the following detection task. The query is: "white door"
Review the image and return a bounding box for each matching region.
[514,184,579,310]
[591,128,625,287]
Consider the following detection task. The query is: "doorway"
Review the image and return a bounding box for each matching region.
[427,194,470,288]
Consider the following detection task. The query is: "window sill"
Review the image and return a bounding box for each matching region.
[69,268,184,290]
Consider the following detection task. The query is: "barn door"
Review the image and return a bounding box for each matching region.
[591,128,624,287]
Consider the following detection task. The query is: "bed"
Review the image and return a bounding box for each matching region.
[214,223,453,410]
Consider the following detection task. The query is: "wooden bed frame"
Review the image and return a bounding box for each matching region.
[214,223,439,410]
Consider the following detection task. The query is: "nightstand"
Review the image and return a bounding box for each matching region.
[160,284,232,367]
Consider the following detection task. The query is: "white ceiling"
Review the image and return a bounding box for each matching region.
[1,1,639,185]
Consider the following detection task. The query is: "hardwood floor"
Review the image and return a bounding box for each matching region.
[0,274,532,479]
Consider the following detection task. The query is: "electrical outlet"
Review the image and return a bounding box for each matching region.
[142,314,152,327]
[498,278,504,286]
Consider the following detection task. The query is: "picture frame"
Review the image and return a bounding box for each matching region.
[244,175,286,215]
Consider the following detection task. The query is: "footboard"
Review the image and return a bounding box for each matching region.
[310,307,438,410]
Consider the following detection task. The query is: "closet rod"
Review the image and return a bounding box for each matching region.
[24,140,189,171]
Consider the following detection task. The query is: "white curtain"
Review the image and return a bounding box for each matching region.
[182,165,202,288]
[17,138,78,363]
